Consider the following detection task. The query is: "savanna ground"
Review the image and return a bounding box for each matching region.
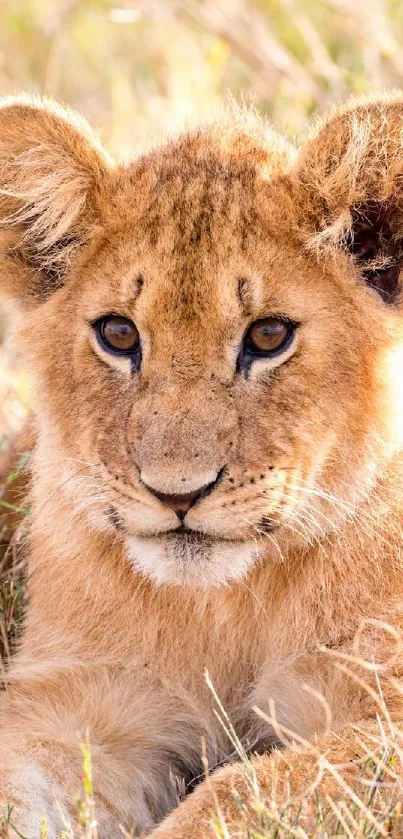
[2,1,403,835]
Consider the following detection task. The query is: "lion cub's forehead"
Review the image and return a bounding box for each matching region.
[114,124,295,255]
[85,124,302,325]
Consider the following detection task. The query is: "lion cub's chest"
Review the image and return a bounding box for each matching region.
[128,586,321,750]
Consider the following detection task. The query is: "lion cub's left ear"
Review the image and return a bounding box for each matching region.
[0,94,113,306]
[295,92,403,304]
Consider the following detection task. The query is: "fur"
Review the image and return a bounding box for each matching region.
[1,92,403,836]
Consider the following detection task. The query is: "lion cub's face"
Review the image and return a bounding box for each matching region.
[3,99,403,587]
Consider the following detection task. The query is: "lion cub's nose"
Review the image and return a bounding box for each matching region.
[142,480,216,518]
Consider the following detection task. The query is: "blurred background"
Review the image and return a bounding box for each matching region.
[2,0,403,438]
[2,0,403,156]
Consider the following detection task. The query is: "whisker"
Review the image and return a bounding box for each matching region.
[34,467,104,522]
[283,510,319,548]
[286,483,355,513]
[288,503,336,543]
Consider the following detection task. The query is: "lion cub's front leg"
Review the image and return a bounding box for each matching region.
[149,717,402,839]
[0,746,80,838]
[0,677,188,838]
[0,732,145,838]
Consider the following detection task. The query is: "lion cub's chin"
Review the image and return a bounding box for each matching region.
[125,532,259,588]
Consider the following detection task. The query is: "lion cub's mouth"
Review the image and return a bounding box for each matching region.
[169,524,232,544]
[171,524,208,538]
[142,524,252,546]
[124,518,276,587]
[139,526,235,547]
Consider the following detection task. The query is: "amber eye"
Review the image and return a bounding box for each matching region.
[96,315,140,355]
[245,317,293,355]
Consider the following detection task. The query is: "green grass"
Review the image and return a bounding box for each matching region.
[0,451,28,665]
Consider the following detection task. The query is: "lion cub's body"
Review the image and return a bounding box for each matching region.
[1,93,403,837]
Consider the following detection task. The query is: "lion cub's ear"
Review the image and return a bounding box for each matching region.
[296,92,403,304]
[0,94,113,306]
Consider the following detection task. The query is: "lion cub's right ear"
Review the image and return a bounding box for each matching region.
[0,94,113,306]
[295,92,403,306]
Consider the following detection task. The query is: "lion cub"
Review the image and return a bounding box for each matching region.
[1,92,403,838]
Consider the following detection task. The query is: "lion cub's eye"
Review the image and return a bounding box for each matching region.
[245,317,293,355]
[95,316,140,355]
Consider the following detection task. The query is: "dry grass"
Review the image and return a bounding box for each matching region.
[205,674,403,838]
[0,0,403,155]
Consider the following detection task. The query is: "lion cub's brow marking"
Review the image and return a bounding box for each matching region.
[117,271,145,312]
[237,277,252,314]
[132,272,144,298]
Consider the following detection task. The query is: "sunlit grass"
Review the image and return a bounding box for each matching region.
[201,670,403,838]
[0,0,403,157]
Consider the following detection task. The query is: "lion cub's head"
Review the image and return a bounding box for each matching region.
[1,94,403,587]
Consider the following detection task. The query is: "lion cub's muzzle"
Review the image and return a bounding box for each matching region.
[120,462,262,587]
[140,467,224,524]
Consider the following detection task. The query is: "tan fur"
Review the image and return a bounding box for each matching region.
[1,92,403,836]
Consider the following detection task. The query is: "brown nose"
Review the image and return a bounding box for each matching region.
[142,482,214,520]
